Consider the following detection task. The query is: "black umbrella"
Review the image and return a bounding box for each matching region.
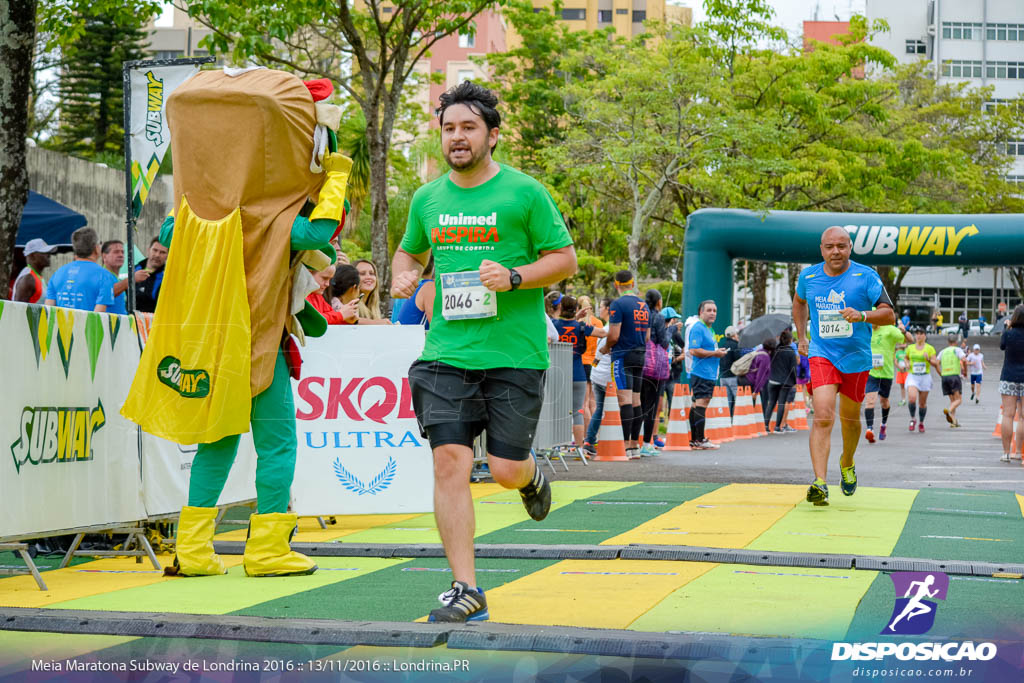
[739,313,793,347]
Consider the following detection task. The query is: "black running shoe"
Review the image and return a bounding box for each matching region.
[806,479,829,506]
[519,463,551,521]
[428,581,489,622]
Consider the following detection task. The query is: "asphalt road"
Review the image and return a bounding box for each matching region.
[550,334,1024,494]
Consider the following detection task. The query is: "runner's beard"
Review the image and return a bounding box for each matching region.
[444,143,488,171]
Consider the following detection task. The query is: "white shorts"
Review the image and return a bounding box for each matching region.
[906,373,933,393]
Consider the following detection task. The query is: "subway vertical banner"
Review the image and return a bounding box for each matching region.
[127,62,203,217]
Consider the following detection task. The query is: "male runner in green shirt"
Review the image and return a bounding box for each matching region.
[863,320,912,442]
[391,82,577,623]
[939,333,967,428]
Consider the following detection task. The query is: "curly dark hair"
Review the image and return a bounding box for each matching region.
[437,81,501,153]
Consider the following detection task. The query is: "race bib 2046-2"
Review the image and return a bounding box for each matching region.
[440,271,498,321]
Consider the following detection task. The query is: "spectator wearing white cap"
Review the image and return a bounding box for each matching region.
[966,343,986,404]
[719,325,741,416]
[11,238,57,303]
[43,227,115,312]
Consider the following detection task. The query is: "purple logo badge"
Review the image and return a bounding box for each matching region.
[882,572,949,635]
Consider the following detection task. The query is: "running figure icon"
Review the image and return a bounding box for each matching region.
[887,574,940,633]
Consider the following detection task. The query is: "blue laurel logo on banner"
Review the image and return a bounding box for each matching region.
[333,456,397,495]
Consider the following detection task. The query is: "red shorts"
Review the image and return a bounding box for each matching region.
[809,357,869,403]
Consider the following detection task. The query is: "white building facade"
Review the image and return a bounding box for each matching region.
[858,0,1024,322]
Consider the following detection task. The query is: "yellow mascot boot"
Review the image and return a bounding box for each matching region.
[242,512,318,577]
[164,506,227,576]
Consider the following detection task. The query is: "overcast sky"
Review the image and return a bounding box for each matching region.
[672,0,867,43]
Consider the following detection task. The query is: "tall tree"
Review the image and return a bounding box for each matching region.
[52,7,149,157]
[0,0,159,298]
[543,24,723,274]
[0,0,38,296]
[183,0,509,304]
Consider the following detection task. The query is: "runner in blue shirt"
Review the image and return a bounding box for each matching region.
[793,227,894,506]
[44,227,116,312]
[606,269,650,458]
[687,300,727,450]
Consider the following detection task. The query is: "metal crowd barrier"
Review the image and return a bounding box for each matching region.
[534,341,574,451]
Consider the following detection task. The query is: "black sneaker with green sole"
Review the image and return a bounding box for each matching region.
[806,480,829,506]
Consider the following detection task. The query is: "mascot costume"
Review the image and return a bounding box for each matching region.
[122,68,351,577]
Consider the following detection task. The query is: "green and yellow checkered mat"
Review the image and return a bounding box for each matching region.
[1,483,1022,653]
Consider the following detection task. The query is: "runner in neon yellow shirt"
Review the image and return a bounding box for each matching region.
[863,321,912,442]
[904,327,940,432]
[938,333,967,428]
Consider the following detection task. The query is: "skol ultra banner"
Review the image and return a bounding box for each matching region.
[127,62,200,217]
[291,325,434,515]
[1,301,146,538]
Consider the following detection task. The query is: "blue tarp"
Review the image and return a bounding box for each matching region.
[15,191,88,250]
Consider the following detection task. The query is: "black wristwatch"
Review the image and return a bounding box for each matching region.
[508,268,522,291]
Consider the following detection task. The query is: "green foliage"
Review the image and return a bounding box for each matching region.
[181,0,510,296]
[647,281,684,310]
[48,4,152,159]
[489,7,1022,308]
[37,0,162,49]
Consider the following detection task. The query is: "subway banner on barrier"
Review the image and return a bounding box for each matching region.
[1,301,146,538]
[127,62,201,217]
[291,325,434,515]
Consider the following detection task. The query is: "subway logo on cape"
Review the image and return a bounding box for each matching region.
[10,400,106,474]
[837,224,979,256]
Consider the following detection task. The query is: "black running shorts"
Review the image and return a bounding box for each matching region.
[407,360,546,461]
[941,375,963,397]
[612,347,646,393]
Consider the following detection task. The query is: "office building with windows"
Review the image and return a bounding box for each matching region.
[858,0,1024,322]
[529,0,671,38]
[866,0,1024,184]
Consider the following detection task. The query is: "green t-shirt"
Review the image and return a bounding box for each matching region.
[939,346,965,376]
[869,325,906,379]
[906,343,936,375]
[894,347,907,373]
[400,164,573,370]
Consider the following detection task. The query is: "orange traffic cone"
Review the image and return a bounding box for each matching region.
[663,382,692,451]
[706,386,735,443]
[788,387,809,431]
[993,406,1003,438]
[593,382,629,461]
[751,390,768,437]
[731,386,753,439]
[743,386,763,439]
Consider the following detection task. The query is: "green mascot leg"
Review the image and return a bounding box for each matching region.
[251,348,297,514]
[188,435,241,507]
[244,349,315,576]
[178,348,311,578]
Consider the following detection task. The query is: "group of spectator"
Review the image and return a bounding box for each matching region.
[537,275,813,458]
[11,227,168,314]
[305,241,430,327]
